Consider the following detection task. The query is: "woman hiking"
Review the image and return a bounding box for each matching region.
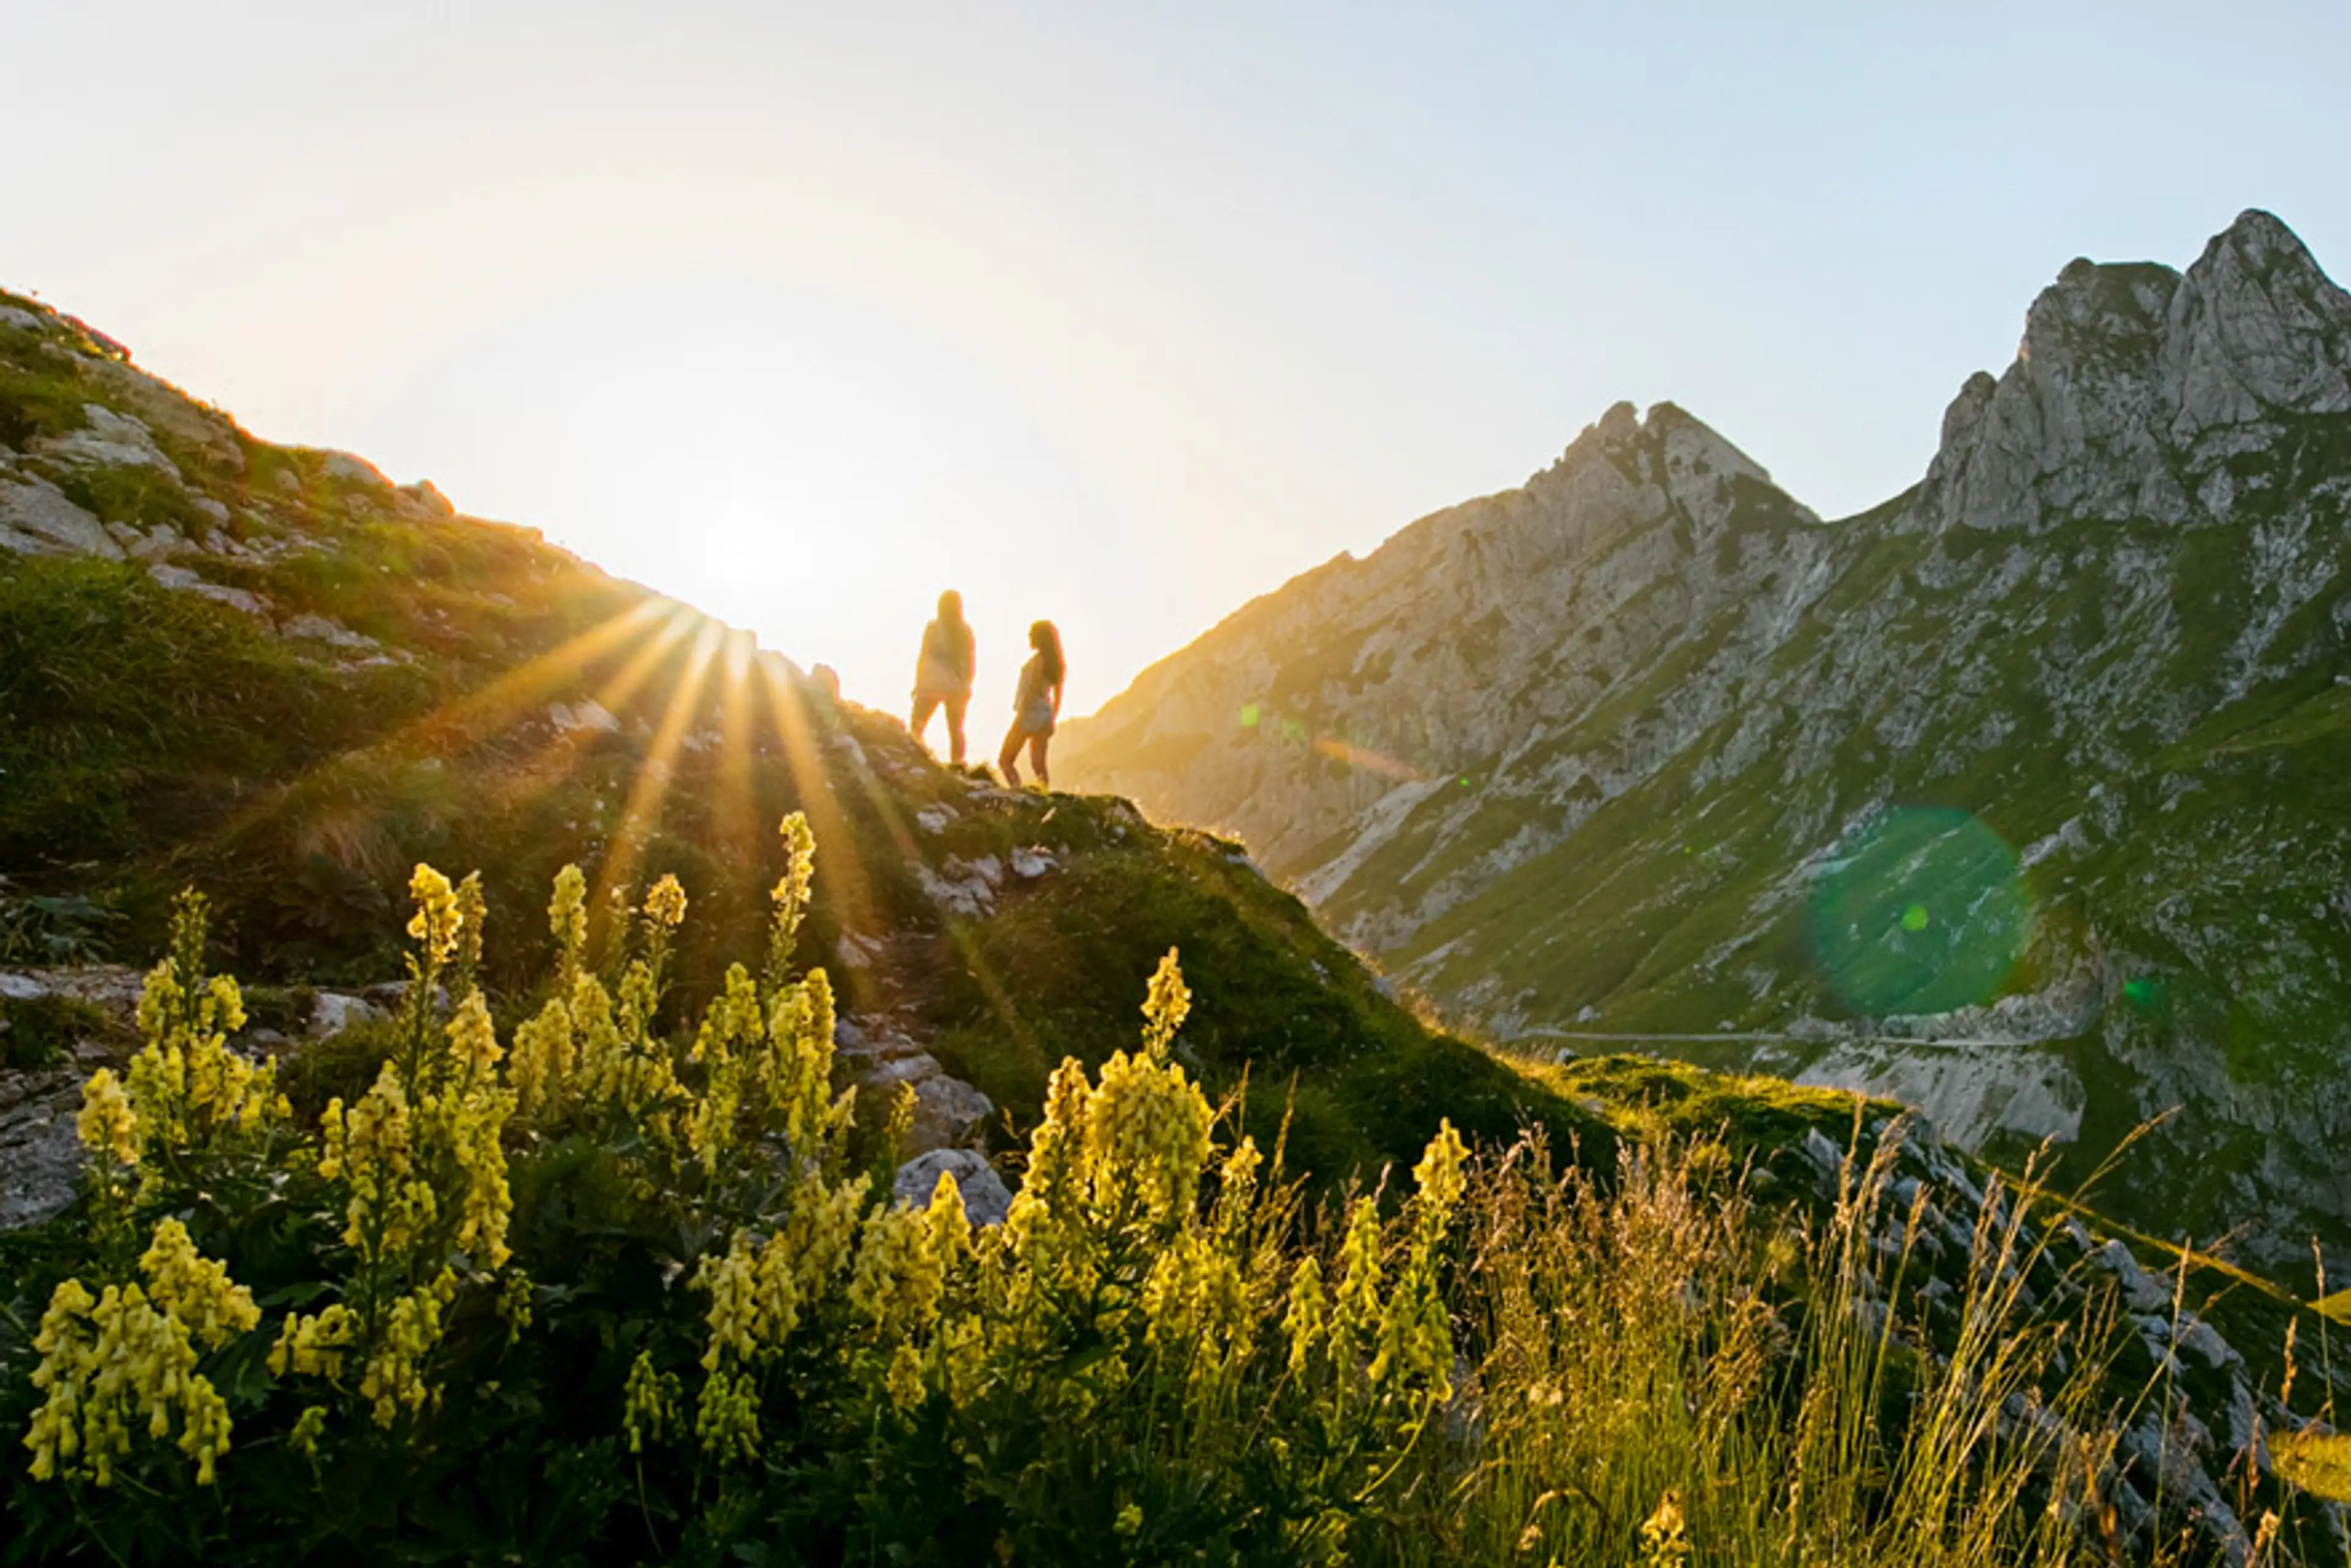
[910,590,977,765]
[998,620,1065,789]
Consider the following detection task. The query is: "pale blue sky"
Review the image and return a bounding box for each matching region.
[6,1,2347,716]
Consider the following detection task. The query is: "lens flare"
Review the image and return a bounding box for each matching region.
[1808,807,2030,1016]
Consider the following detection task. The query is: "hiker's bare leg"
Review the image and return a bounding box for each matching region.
[998,725,1026,787]
[945,695,969,767]
[1028,733,1051,789]
[910,694,940,750]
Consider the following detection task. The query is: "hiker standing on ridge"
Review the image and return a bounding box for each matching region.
[999,620,1064,789]
[910,590,976,765]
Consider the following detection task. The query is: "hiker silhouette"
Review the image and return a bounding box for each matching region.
[999,620,1064,789]
[909,590,976,765]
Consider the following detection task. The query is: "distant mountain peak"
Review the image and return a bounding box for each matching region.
[1921,210,2351,535]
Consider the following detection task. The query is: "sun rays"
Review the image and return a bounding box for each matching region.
[198,580,1051,1071]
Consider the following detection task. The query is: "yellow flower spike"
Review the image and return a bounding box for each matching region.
[781,1172,871,1298]
[1284,1256,1327,1376]
[643,873,688,933]
[695,1233,765,1372]
[406,864,462,966]
[204,975,246,1037]
[1083,1045,1213,1225]
[622,1351,675,1453]
[926,1169,972,1265]
[766,811,818,983]
[23,1221,260,1488]
[446,990,503,1084]
[288,1405,328,1462]
[885,1340,926,1412]
[508,997,574,1122]
[453,872,487,978]
[140,1218,260,1349]
[1330,1196,1384,1372]
[77,1070,138,1165]
[1411,1119,1468,1223]
[268,1304,358,1378]
[694,1368,760,1463]
[801,969,836,1073]
[1141,948,1191,1060]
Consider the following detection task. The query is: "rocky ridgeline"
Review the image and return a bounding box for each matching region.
[0,294,464,654]
[1062,211,2351,1269]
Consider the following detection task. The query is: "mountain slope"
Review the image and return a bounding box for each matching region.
[1062,211,2351,1274]
[0,282,1620,1204]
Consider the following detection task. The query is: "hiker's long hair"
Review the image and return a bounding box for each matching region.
[1029,620,1065,687]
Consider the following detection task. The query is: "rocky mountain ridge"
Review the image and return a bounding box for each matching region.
[1062,209,2351,1273]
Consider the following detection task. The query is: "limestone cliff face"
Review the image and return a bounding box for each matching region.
[1063,211,2351,1270]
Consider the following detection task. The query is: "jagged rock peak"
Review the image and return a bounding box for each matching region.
[1523,397,1813,543]
[1918,209,2351,535]
[2165,208,2351,432]
[1550,398,1786,494]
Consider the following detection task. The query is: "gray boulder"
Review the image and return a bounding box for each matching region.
[893,1147,1013,1227]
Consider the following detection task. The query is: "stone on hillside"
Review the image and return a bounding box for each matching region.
[33,404,182,478]
[111,521,193,560]
[914,806,954,836]
[1009,845,1056,879]
[320,451,393,490]
[868,1052,942,1089]
[310,991,389,1039]
[0,1075,83,1231]
[917,858,998,919]
[834,1021,929,1071]
[908,1075,994,1153]
[547,699,621,735]
[893,1147,1013,1227]
[2091,1239,2175,1314]
[283,613,380,651]
[399,479,456,517]
[0,474,119,558]
[147,561,268,617]
[82,359,246,475]
[0,305,43,333]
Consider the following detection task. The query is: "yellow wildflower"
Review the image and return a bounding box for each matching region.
[268,1304,358,1379]
[1637,1491,1690,1567]
[643,873,688,933]
[1141,947,1191,1059]
[695,1368,760,1463]
[77,1070,137,1165]
[23,1220,260,1488]
[1284,1256,1327,1376]
[885,1340,926,1412]
[406,864,462,967]
[623,1351,677,1454]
